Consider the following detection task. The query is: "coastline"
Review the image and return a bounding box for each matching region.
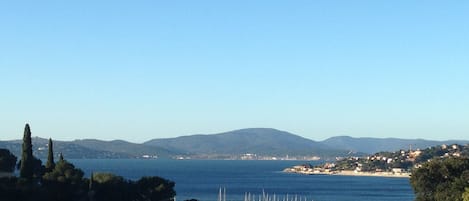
[283,168,410,178]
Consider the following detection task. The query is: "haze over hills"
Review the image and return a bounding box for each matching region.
[1,128,468,159]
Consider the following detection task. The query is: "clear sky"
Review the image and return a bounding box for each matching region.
[1,1,468,143]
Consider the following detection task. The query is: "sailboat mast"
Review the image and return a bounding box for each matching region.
[224,188,226,201]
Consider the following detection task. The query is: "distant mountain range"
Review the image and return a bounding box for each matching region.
[0,137,175,159]
[144,128,348,157]
[1,128,467,159]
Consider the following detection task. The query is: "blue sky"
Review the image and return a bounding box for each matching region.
[1,1,468,142]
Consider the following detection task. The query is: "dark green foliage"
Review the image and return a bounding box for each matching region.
[92,172,124,184]
[42,155,87,201]
[17,157,45,179]
[91,173,176,201]
[410,157,469,201]
[32,157,45,178]
[17,124,45,180]
[0,149,17,172]
[92,172,135,201]
[2,124,177,201]
[45,138,55,171]
[20,124,34,179]
[135,176,176,201]
[43,157,84,184]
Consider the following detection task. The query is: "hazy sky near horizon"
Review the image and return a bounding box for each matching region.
[1,1,468,143]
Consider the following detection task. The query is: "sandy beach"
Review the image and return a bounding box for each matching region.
[284,168,411,178]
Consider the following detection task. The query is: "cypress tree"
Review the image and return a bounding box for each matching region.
[20,123,34,179]
[45,138,55,171]
[59,152,64,162]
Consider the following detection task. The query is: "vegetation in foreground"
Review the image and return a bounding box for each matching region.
[411,157,469,201]
[287,143,469,200]
[0,124,175,201]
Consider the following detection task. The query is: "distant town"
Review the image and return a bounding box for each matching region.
[174,153,321,161]
[284,143,469,178]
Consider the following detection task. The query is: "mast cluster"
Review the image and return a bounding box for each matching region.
[218,188,314,201]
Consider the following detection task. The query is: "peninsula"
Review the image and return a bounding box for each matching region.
[284,164,410,178]
[284,143,469,178]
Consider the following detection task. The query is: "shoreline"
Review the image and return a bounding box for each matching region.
[284,169,410,178]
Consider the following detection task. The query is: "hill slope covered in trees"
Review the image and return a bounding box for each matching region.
[144,128,350,157]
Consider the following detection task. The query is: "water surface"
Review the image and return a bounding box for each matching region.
[71,159,414,201]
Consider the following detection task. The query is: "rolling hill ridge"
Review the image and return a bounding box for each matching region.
[144,128,348,157]
[1,128,467,159]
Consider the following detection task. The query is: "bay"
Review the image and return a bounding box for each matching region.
[70,159,414,201]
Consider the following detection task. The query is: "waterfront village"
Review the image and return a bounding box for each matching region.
[284,144,469,178]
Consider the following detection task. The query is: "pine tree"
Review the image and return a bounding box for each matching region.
[20,123,34,179]
[45,138,55,171]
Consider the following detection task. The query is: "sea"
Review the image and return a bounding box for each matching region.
[70,159,415,201]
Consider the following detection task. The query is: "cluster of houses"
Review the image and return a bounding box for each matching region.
[440,144,464,157]
[284,144,468,177]
[239,153,321,161]
[283,160,410,177]
[369,147,422,162]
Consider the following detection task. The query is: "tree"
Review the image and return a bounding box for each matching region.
[45,138,55,172]
[43,155,84,184]
[90,173,176,201]
[0,149,17,173]
[92,172,134,201]
[411,157,469,201]
[19,124,34,180]
[92,172,125,184]
[135,176,176,201]
[42,154,87,201]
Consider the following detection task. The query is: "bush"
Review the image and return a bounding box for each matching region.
[0,149,17,172]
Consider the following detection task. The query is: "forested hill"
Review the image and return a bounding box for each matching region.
[144,128,349,157]
[2,128,468,159]
[144,128,468,156]
[0,137,176,159]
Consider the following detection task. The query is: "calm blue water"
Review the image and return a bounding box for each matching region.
[70,159,414,201]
